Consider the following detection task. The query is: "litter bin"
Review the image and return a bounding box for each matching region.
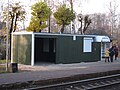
[10,63,18,73]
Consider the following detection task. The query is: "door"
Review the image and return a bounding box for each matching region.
[92,42,101,61]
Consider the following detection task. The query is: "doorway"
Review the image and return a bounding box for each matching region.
[34,37,56,64]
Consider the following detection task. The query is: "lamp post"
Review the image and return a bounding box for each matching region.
[6,0,9,71]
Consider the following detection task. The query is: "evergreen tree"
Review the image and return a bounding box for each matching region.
[27,1,51,32]
[53,4,75,33]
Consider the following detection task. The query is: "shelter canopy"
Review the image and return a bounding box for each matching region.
[95,36,110,42]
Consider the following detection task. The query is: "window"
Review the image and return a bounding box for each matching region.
[83,38,93,52]
[43,39,49,52]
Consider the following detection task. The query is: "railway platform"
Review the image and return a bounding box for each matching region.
[0,59,120,87]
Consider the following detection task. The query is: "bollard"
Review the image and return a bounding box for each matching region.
[10,63,18,73]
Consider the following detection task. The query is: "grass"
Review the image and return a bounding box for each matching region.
[0,60,11,73]
[0,60,10,64]
[0,65,8,73]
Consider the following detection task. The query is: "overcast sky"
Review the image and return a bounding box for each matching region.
[1,0,120,14]
[1,0,120,28]
[74,0,120,14]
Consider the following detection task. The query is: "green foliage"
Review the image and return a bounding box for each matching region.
[53,4,75,33]
[27,17,48,32]
[27,1,51,32]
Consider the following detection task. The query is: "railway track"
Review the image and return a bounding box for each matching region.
[24,74,120,90]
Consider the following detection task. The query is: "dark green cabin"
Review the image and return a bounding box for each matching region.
[11,32,110,66]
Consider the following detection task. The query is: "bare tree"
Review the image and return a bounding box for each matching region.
[106,0,119,38]
[77,14,91,34]
[89,13,110,35]
[2,2,26,61]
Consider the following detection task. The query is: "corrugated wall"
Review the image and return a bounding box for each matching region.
[12,34,101,65]
[12,34,32,65]
[56,36,101,64]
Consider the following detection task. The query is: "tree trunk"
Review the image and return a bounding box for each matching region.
[78,20,83,34]
[9,14,15,60]
[13,13,18,32]
[83,23,89,34]
[48,14,51,33]
[61,24,65,33]
[10,13,18,60]
[83,21,87,34]
[39,30,41,32]
[39,21,42,32]
[9,14,14,33]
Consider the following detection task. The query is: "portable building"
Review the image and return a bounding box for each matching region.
[11,32,110,66]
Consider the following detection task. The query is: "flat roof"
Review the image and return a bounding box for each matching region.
[12,32,96,37]
[12,32,110,42]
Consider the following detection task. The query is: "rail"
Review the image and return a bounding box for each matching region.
[24,74,120,90]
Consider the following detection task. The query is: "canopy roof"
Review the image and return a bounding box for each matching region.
[95,36,110,42]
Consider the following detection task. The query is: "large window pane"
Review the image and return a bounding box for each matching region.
[83,38,93,52]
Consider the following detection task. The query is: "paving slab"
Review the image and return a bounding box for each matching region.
[0,59,120,85]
